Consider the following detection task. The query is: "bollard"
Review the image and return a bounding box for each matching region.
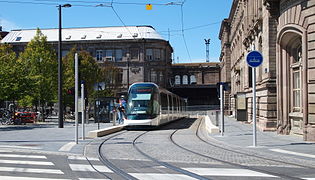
[113,111,116,126]
[215,110,219,126]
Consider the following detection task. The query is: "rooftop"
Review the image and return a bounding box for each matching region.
[172,62,220,67]
[1,25,165,43]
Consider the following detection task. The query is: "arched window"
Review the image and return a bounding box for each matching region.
[182,75,188,84]
[291,41,302,112]
[190,75,196,84]
[175,75,181,85]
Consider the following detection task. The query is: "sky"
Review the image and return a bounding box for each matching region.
[0,0,233,63]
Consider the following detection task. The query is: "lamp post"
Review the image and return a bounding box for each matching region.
[58,3,71,128]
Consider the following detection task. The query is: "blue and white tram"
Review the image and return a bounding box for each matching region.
[124,82,186,127]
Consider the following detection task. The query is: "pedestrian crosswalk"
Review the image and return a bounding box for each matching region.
[0,150,107,180]
[0,150,313,180]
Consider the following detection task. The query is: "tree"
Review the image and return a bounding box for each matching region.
[63,48,121,110]
[63,48,100,109]
[0,44,29,106]
[19,28,57,114]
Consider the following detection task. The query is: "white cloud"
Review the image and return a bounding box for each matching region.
[0,19,20,31]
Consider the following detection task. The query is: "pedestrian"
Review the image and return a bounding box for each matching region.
[117,100,125,124]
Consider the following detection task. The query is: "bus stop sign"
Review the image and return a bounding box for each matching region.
[246,50,263,68]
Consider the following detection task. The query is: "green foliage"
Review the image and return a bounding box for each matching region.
[0,28,121,110]
[0,44,29,102]
[18,28,57,106]
[63,48,121,108]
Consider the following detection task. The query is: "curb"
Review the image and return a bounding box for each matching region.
[205,115,219,134]
[87,125,125,138]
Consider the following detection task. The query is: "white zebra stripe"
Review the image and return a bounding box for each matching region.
[69,164,112,173]
[182,168,277,177]
[0,154,47,159]
[0,159,54,166]
[0,167,63,174]
[0,176,68,180]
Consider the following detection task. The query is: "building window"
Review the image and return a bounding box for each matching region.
[154,49,161,60]
[105,49,113,61]
[175,75,181,85]
[190,75,196,84]
[292,70,300,111]
[62,50,69,57]
[183,75,188,84]
[291,44,302,112]
[150,70,157,83]
[146,49,153,61]
[115,49,123,61]
[96,50,103,61]
[130,48,139,60]
[159,72,164,84]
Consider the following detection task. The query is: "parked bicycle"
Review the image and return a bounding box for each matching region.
[0,109,14,125]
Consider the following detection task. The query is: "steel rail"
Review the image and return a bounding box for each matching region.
[169,118,303,180]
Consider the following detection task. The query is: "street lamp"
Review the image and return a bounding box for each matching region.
[58,3,71,128]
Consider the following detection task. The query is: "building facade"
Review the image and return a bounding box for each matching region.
[1,26,173,94]
[170,63,220,107]
[219,0,315,141]
[276,0,315,141]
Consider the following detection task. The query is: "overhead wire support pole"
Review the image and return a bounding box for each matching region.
[81,82,85,140]
[220,83,224,136]
[57,3,71,129]
[75,53,79,144]
[58,4,63,128]
[205,39,210,62]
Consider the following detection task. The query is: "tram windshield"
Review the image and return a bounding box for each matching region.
[127,85,153,116]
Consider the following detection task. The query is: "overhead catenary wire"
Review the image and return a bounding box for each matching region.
[0,0,183,7]
[180,1,192,62]
[0,0,99,7]
[109,5,136,40]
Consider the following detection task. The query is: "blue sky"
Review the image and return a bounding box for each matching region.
[0,0,232,63]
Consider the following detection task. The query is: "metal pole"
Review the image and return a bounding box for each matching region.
[74,53,78,144]
[81,83,85,140]
[252,67,257,147]
[58,5,63,128]
[220,83,224,136]
[127,58,130,89]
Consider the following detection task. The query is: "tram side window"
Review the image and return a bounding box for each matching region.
[175,97,179,112]
[173,96,176,113]
[152,90,160,115]
[160,93,168,114]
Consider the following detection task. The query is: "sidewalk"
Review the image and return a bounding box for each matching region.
[0,118,118,155]
[207,115,315,160]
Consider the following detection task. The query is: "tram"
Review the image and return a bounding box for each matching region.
[124,82,186,127]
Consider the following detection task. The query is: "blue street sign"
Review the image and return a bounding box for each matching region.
[246,50,263,68]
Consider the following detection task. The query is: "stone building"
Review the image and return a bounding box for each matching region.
[276,0,315,141]
[170,62,220,107]
[1,26,173,94]
[219,0,315,141]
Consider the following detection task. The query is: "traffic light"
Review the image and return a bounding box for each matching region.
[67,87,75,96]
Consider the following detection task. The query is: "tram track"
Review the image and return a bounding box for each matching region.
[97,124,210,180]
[97,116,314,180]
[169,117,305,180]
[132,131,209,180]
[97,130,138,180]
[195,117,315,170]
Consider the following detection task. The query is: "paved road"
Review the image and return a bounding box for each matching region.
[0,115,315,179]
[92,117,315,180]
